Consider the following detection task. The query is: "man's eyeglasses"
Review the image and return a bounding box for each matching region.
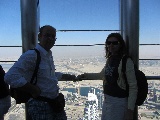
[43,34,57,40]
[106,41,120,45]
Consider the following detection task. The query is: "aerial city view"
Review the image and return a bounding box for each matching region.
[2,55,160,120]
[0,1,160,120]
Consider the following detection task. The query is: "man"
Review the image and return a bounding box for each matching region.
[5,25,75,120]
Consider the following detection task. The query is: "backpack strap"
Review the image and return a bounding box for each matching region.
[122,55,130,73]
[30,48,41,85]
[121,55,129,95]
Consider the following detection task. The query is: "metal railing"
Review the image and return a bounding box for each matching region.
[1,42,160,120]
[0,43,160,80]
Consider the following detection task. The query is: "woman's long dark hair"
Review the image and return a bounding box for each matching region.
[105,33,126,58]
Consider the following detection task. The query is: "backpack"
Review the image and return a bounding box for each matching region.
[10,48,41,104]
[0,65,10,99]
[122,55,148,106]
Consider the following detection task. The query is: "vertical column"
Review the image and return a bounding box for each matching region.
[21,0,39,53]
[120,0,139,66]
[20,0,39,120]
[120,0,139,120]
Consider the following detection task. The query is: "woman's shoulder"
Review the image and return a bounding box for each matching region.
[122,54,133,63]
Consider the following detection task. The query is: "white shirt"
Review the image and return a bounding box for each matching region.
[4,44,62,99]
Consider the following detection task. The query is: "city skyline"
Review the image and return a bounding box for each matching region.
[2,52,160,119]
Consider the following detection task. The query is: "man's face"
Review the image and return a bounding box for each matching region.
[39,26,56,51]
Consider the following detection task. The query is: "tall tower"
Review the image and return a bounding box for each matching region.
[97,92,103,110]
[75,83,80,96]
[83,89,99,120]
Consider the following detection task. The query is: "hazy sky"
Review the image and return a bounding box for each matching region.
[0,0,160,58]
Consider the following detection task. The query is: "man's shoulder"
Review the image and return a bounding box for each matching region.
[23,49,38,56]
[19,49,38,61]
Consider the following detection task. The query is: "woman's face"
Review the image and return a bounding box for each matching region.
[106,37,121,55]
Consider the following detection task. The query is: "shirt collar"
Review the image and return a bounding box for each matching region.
[35,44,52,56]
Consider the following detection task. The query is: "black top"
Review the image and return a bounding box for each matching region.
[0,65,9,98]
[103,55,128,98]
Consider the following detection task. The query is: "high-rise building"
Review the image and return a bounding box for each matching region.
[83,89,99,120]
[97,92,103,110]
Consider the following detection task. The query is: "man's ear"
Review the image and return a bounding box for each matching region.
[38,33,41,42]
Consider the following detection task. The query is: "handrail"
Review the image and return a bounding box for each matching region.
[58,76,160,81]
[0,44,160,81]
[146,76,160,80]
[0,43,160,47]
[140,44,160,45]
[1,43,160,60]
[0,46,21,47]
[0,61,17,62]
[139,59,160,60]
[57,30,120,32]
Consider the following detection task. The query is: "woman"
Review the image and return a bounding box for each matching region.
[77,33,137,120]
[0,65,11,120]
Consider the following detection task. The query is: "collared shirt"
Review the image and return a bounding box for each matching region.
[4,44,62,99]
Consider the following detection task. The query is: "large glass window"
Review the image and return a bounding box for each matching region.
[1,0,160,120]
